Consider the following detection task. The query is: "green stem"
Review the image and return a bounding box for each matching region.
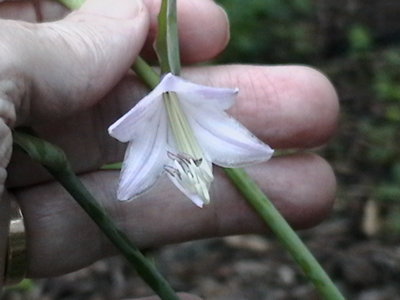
[132,57,160,89]
[155,0,180,75]
[13,132,180,300]
[132,58,160,89]
[224,168,345,300]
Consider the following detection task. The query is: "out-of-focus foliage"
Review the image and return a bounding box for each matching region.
[216,0,316,63]
[216,0,400,239]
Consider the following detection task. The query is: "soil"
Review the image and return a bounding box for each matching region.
[3,211,400,300]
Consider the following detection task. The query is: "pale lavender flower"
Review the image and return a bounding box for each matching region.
[108,73,273,207]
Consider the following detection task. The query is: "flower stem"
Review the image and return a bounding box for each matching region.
[130,58,346,300]
[224,168,345,300]
[132,57,160,89]
[155,0,181,75]
[132,58,161,89]
[13,131,180,300]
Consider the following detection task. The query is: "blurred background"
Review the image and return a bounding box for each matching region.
[3,1,400,299]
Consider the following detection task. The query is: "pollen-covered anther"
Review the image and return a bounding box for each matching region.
[164,165,181,180]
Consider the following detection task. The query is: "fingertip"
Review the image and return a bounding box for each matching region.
[261,153,336,229]
[183,65,339,149]
[77,0,147,20]
[142,0,230,63]
[179,1,230,62]
[296,66,340,146]
[257,65,339,148]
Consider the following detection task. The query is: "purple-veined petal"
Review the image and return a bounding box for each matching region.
[116,103,169,201]
[108,75,179,142]
[108,73,237,142]
[161,73,238,111]
[180,92,274,168]
[108,94,163,142]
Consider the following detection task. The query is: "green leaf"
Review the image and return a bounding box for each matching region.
[155,0,181,75]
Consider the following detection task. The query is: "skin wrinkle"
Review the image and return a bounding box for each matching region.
[184,65,339,149]
[32,0,43,22]
[230,67,280,139]
[91,101,111,169]
[208,178,223,237]
[21,174,105,277]
[18,6,149,123]
[0,1,68,22]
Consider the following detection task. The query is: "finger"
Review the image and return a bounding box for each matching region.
[7,65,338,187]
[13,153,335,277]
[182,65,339,149]
[2,0,149,124]
[0,0,69,22]
[141,0,229,63]
[0,0,229,63]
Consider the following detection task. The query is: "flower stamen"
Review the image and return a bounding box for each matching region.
[164,151,212,206]
[163,92,214,206]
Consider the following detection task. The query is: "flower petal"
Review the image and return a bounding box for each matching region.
[166,172,206,208]
[108,73,238,143]
[180,93,274,167]
[116,103,169,201]
[108,75,180,142]
[161,73,238,111]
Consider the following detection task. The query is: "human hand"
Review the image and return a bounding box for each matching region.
[0,0,338,298]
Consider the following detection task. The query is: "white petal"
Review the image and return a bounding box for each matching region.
[108,76,181,142]
[181,95,274,167]
[166,172,205,208]
[109,73,238,143]
[161,73,238,111]
[117,104,169,201]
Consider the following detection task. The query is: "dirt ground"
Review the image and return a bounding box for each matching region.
[3,207,400,300]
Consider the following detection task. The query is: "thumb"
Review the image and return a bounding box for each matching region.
[12,0,149,124]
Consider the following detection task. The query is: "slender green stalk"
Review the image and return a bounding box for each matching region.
[56,0,84,10]
[224,168,345,300]
[132,58,160,89]
[132,57,160,89]
[155,0,181,75]
[55,0,83,10]
[13,132,180,300]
